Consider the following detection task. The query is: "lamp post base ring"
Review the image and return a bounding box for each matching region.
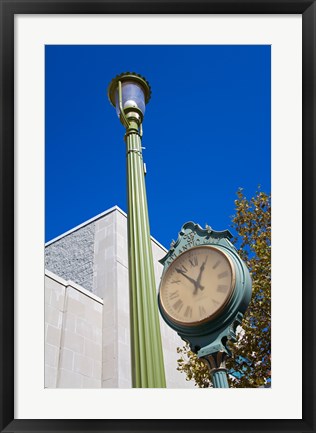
[209,367,228,376]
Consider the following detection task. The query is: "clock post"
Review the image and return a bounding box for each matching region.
[107,73,166,388]
[158,222,252,388]
[200,352,229,388]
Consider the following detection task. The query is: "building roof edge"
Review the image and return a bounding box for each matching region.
[45,205,167,252]
[45,205,123,246]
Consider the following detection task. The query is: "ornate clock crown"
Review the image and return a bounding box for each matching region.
[159,221,234,269]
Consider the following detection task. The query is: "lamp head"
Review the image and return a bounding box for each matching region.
[108,72,151,126]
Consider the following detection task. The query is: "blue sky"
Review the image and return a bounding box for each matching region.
[45,45,271,248]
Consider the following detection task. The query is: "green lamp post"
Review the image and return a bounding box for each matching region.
[107,72,166,388]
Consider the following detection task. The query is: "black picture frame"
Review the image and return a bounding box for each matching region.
[0,1,315,432]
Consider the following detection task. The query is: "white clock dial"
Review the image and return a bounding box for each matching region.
[159,246,235,326]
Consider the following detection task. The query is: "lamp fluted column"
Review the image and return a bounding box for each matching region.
[125,121,166,388]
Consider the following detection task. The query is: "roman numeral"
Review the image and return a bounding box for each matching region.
[199,305,206,318]
[170,279,181,285]
[218,271,229,279]
[212,299,220,307]
[189,257,198,267]
[173,299,183,313]
[217,285,228,293]
[184,306,193,318]
[176,265,188,274]
[213,260,221,269]
[169,290,179,300]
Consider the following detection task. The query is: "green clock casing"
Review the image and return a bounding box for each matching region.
[158,222,252,356]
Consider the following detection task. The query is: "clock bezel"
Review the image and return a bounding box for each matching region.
[159,245,236,327]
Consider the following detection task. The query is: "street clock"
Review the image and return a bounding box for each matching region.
[159,245,235,326]
[158,222,252,363]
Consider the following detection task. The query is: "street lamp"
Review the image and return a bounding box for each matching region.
[108,72,166,388]
[108,73,150,126]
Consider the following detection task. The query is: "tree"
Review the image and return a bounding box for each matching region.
[177,188,271,388]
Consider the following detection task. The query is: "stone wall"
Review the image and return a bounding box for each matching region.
[45,272,103,388]
[45,206,195,389]
[45,223,96,293]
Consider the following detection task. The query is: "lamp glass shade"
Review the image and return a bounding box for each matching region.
[115,81,146,117]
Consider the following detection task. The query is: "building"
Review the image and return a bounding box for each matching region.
[44,206,195,389]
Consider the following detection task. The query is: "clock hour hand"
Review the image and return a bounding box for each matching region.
[175,268,197,286]
[176,267,205,295]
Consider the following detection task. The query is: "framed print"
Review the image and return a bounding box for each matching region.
[0,1,315,432]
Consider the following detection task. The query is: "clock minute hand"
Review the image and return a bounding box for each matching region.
[197,257,208,282]
[193,257,208,294]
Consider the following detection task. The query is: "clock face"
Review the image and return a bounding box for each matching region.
[159,246,235,326]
